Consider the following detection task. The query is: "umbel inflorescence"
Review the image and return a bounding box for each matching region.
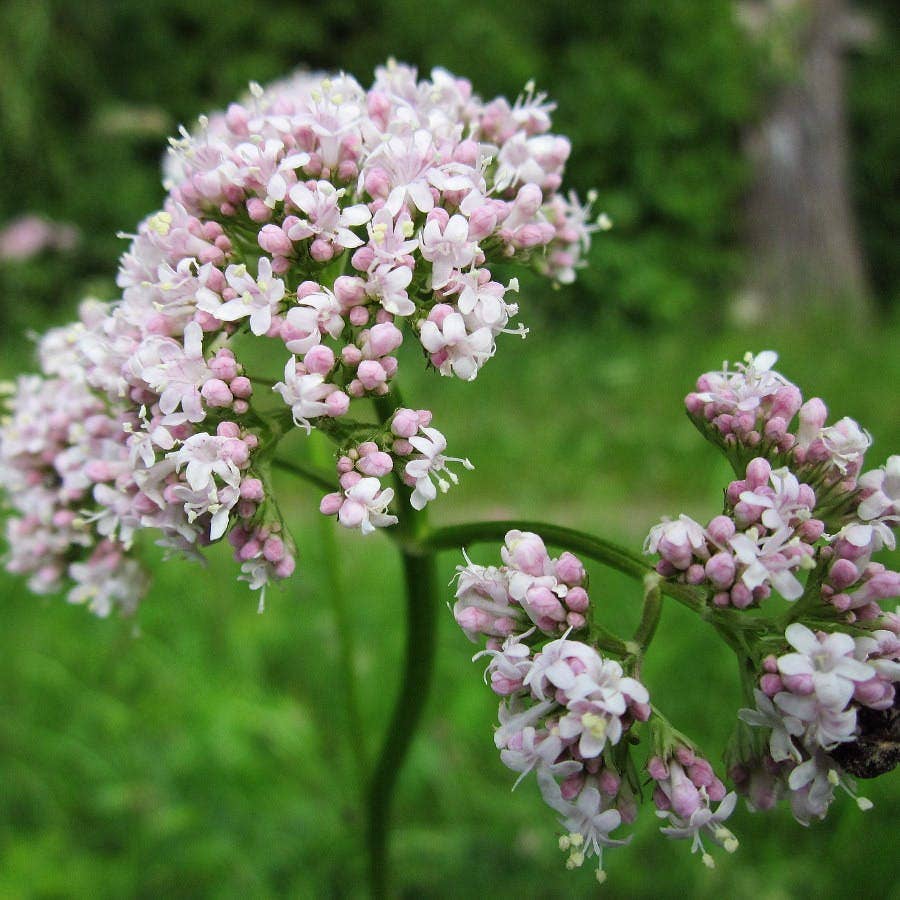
[454,352,898,882]
[0,62,603,614]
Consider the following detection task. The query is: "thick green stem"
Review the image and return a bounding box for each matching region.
[633,576,663,651]
[271,455,335,493]
[366,388,439,898]
[423,519,708,614]
[310,437,369,792]
[366,546,437,898]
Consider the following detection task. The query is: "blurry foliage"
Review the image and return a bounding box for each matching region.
[849,0,900,310]
[1,0,894,326]
[1,0,760,327]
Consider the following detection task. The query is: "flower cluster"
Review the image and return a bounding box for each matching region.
[648,746,738,869]
[453,530,592,640]
[0,63,601,613]
[648,352,899,618]
[482,629,649,883]
[735,620,899,822]
[646,459,823,607]
[455,530,747,882]
[685,351,872,489]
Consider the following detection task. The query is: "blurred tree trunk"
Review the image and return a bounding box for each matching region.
[739,0,871,321]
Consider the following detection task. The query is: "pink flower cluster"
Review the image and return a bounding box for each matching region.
[648,747,738,868]
[646,459,822,607]
[1,64,598,612]
[453,530,592,639]
[686,351,872,491]
[454,531,746,879]
[650,353,900,615]
[736,620,899,823]
[481,629,649,882]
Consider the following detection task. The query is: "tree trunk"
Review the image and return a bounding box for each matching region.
[739,0,870,322]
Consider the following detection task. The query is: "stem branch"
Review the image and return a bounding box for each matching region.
[424,519,708,614]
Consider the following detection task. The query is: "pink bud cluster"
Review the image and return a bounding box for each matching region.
[645,459,822,607]
[453,530,592,639]
[648,747,738,868]
[736,620,899,823]
[686,351,872,492]
[2,63,598,613]
[652,354,900,614]
[478,629,649,882]
[318,409,471,535]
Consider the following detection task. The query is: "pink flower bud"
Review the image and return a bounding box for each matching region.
[209,354,239,381]
[325,391,350,417]
[357,451,393,477]
[504,532,550,576]
[320,492,343,515]
[303,344,335,375]
[221,438,250,466]
[426,207,449,228]
[745,457,771,490]
[341,345,363,366]
[555,552,585,585]
[705,552,736,589]
[797,519,824,543]
[707,515,735,545]
[564,586,589,613]
[310,238,334,262]
[357,360,387,390]
[239,478,264,501]
[685,563,706,585]
[730,582,754,608]
[524,585,565,622]
[427,303,454,328]
[351,245,375,271]
[467,205,498,240]
[349,306,369,326]
[631,701,651,722]
[391,408,420,438]
[854,678,893,708]
[365,322,404,357]
[228,376,251,399]
[275,555,296,578]
[239,539,261,561]
[760,673,783,697]
[246,198,272,223]
[334,275,367,308]
[257,223,293,256]
[201,378,234,407]
[262,536,285,562]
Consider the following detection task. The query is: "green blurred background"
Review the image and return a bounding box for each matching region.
[0,1,898,897]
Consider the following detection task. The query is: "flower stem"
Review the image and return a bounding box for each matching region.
[366,388,439,897]
[271,455,336,493]
[310,436,369,791]
[423,519,708,614]
[632,575,664,659]
[366,544,437,898]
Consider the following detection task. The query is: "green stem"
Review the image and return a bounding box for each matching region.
[271,456,335,493]
[311,438,369,792]
[633,576,663,652]
[366,387,439,898]
[366,546,437,899]
[423,519,708,614]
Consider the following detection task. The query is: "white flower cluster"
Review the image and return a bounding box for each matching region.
[737,622,900,823]
[0,63,602,613]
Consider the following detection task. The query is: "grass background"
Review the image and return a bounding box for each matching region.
[0,1,898,894]
[1,316,898,898]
